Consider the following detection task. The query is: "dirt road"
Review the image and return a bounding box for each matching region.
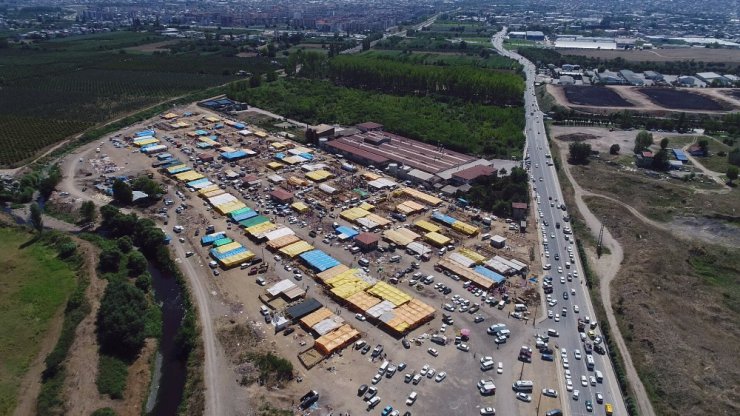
[555,144,657,416]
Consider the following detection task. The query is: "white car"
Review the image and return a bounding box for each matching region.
[581,375,588,387]
[480,407,496,415]
[355,313,366,321]
[426,368,436,379]
[497,362,503,374]
[372,374,382,384]
[516,392,532,402]
[574,349,582,360]
[573,305,580,313]
[406,391,417,406]
[428,348,439,357]
[420,365,429,376]
[435,371,447,382]
[561,348,567,357]
[554,314,560,322]
[564,369,571,379]
[566,379,573,391]
[590,376,597,386]
[573,390,580,401]
[562,358,569,369]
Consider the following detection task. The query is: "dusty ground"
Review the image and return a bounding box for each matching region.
[559,47,740,64]
[547,84,740,114]
[551,131,740,416]
[124,40,179,54]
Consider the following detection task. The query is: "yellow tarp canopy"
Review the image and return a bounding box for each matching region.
[424,231,451,247]
[134,138,159,147]
[214,201,246,215]
[291,202,310,213]
[174,171,204,182]
[359,202,375,211]
[346,291,382,312]
[414,220,440,233]
[340,207,370,222]
[316,265,350,283]
[401,187,442,206]
[366,281,412,307]
[279,241,314,258]
[267,162,284,170]
[452,221,480,236]
[162,112,178,120]
[458,247,486,264]
[305,170,333,182]
[267,234,301,250]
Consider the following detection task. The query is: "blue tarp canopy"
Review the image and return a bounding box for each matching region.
[300,153,314,160]
[187,178,211,188]
[194,129,208,136]
[299,250,340,271]
[162,159,181,167]
[200,232,225,246]
[214,123,224,129]
[168,165,191,174]
[335,226,359,239]
[432,212,457,226]
[157,153,173,160]
[457,198,469,206]
[474,266,506,284]
[274,152,286,160]
[210,246,248,260]
[221,150,247,160]
[672,149,688,162]
[233,123,246,129]
[230,208,257,222]
[197,142,213,149]
[136,130,155,137]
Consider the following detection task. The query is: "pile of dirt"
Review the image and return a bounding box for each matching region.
[585,196,740,416]
[556,133,600,142]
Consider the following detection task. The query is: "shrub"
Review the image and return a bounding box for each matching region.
[96,281,148,360]
[96,355,128,399]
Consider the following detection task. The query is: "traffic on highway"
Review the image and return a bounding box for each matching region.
[492,29,627,416]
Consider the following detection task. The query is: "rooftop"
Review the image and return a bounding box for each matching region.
[452,165,496,181]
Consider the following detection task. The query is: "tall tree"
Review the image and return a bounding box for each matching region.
[633,130,653,153]
[112,180,133,205]
[660,137,669,149]
[80,200,97,224]
[568,142,592,164]
[727,165,738,185]
[30,202,43,232]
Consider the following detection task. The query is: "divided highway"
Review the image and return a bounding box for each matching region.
[492,29,629,416]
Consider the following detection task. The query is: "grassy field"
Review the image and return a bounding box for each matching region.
[701,137,735,173]
[0,227,77,416]
[558,47,740,64]
[0,31,274,167]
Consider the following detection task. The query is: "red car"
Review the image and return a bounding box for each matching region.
[248,268,259,275]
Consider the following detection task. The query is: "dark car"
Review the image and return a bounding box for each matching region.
[371,344,384,358]
[299,390,319,410]
[283,327,295,336]
[402,339,410,349]
[361,344,371,354]
[563,292,569,300]
[357,384,368,396]
[545,410,563,416]
[309,230,317,238]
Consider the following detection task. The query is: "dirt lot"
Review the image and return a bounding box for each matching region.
[563,86,633,107]
[637,88,729,111]
[558,47,740,64]
[124,40,178,54]
[548,85,739,114]
[583,195,740,416]
[67,102,560,416]
[550,126,740,246]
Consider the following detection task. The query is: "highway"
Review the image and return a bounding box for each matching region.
[492,29,629,416]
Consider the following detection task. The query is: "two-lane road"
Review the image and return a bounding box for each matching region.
[492,29,629,416]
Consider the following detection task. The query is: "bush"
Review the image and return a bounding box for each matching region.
[610,144,620,155]
[135,271,152,292]
[116,236,133,253]
[99,248,122,273]
[91,408,117,416]
[568,142,592,164]
[127,251,148,276]
[249,352,294,384]
[96,281,148,360]
[96,354,128,399]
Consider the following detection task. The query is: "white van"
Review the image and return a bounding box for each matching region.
[390,255,401,263]
[547,328,559,337]
[512,380,534,392]
[378,360,389,374]
[358,258,370,267]
[355,340,366,350]
[367,396,381,409]
[481,360,495,371]
[595,370,603,383]
[514,303,528,312]
[497,300,506,310]
[481,233,491,240]
[260,305,269,316]
[350,246,361,254]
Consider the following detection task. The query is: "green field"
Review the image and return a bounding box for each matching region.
[0,227,77,416]
[0,31,275,167]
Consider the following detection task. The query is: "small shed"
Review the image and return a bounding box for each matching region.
[355,232,380,251]
[490,235,506,249]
